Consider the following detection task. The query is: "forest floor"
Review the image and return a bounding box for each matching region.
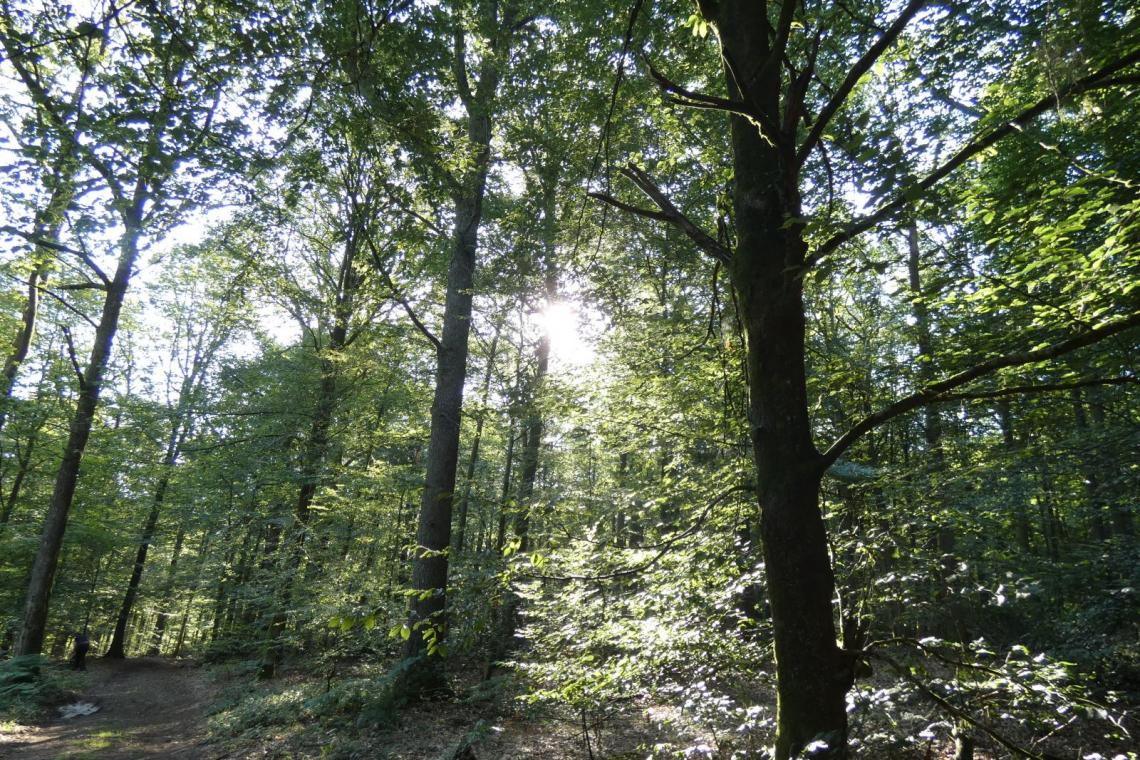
[0,657,217,759]
[1,656,1128,758]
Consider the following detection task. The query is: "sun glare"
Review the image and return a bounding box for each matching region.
[535,299,597,369]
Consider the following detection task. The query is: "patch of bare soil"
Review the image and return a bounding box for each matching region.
[0,657,217,760]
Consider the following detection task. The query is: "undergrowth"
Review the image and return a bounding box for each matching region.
[207,656,423,757]
[0,655,87,722]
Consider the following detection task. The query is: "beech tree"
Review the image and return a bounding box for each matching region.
[595,1,1140,755]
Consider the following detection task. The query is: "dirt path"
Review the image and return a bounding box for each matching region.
[0,657,217,759]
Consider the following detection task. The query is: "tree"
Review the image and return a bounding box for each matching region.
[2,0,251,656]
[595,1,1140,755]
[371,0,524,683]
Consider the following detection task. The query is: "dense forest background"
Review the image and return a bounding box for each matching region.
[0,0,1137,758]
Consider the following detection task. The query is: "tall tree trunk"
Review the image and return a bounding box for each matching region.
[711,4,852,755]
[0,265,47,433]
[997,401,1032,552]
[0,122,77,435]
[513,163,560,551]
[404,194,482,670]
[0,409,46,527]
[106,481,166,659]
[1071,389,1110,540]
[402,4,515,687]
[16,220,143,657]
[1088,399,1132,537]
[261,230,362,677]
[495,417,516,554]
[107,332,208,659]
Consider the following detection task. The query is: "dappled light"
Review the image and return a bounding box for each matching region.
[0,0,1136,758]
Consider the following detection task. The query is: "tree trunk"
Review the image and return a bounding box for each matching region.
[513,165,559,551]
[108,335,207,660]
[0,265,47,434]
[711,3,852,755]
[495,417,516,554]
[0,410,45,527]
[260,231,361,677]
[402,5,513,685]
[403,192,481,671]
[730,124,850,760]
[16,221,142,657]
[106,475,168,659]
[1088,400,1132,537]
[1071,389,1110,540]
[996,401,1032,551]
[0,141,76,435]
[148,525,185,655]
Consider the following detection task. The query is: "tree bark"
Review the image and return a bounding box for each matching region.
[513,163,560,551]
[0,408,46,527]
[403,191,482,670]
[106,484,165,659]
[1071,389,1110,540]
[997,401,1032,552]
[0,100,78,436]
[148,525,185,655]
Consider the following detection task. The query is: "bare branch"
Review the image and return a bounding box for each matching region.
[798,0,927,167]
[812,48,1140,264]
[820,312,1140,469]
[60,326,86,389]
[644,57,779,141]
[364,238,442,352]
[593,163,732,264]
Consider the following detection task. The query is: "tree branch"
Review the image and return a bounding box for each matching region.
[811,48,1140,264]
[933,375,1136,404]
[820,312,1140,469]
[593,163,733,264]
[452,26,474,110]
[866,649,1063,760]
[797,0,928,166]
[644,57,779,142]
[587,192,670,223]
[60,326,86,389]
[364,238,442,352]
[39,287,99,329]
[767,0,801,79]
[0,225,112,287]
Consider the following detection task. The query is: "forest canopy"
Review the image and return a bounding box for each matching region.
[0,0,1137,758]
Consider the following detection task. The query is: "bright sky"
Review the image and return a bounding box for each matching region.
[534,298,600,370]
